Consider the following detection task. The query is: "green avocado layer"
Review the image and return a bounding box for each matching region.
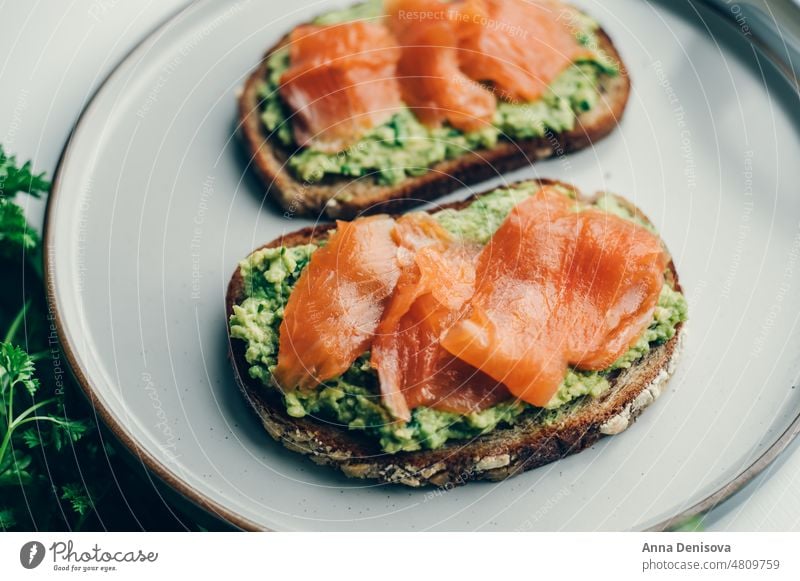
[229,185,688,453]
[258,0,619,187]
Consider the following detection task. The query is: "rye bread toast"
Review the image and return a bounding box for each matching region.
[225,178,685,487]
[238,13,631,220]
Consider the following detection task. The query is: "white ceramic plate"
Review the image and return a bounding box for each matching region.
[46,0,800,530]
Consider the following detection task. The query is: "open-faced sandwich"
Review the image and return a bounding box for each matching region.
[226,180,687,487]
[239,0,630,219]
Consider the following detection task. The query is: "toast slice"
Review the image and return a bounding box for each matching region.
[238,13,631,220]
[226,178,685,487]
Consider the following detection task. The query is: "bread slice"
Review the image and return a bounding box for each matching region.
[226,178,685,487]
[238,13,631,220]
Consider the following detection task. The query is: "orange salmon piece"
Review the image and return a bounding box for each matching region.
[279,21,403,152]
[275,215,400,390]
[454,0,591,102]
[385,0,496,131]
[441,187,667,407]
[372,213,509,420]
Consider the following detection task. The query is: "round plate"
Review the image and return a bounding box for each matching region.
[46,0,800,530]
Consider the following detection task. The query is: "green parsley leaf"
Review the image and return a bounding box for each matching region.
[51,417,90,451]
[671,515,706,532]
[0,507,16,529]
[0,342,39,397]
[0,451,33,485]
[0,197,38,257]
[0,145,50,199]
[21,428,42,448]
[61,483,93,516]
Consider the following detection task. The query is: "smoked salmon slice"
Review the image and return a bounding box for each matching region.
[453,0,590,102]
[279,1,590,148]
[441,187,667,407]
[385,0,497,131]
[371,214,509,420]
[274,215,400,390]
[279,21,403,152]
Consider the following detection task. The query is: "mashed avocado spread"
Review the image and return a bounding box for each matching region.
[259,0,619,186]
[229,184,688,453]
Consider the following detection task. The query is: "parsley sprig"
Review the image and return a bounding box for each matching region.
[0,332,89,476]
[0,146,94,528]
[0,145,50,199]
[0,145,194,531]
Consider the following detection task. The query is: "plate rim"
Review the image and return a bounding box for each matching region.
[42,0,800,532]
[43,0,262,531]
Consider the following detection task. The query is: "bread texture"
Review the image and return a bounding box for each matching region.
[238,16,631,220]
[225,179,685,488]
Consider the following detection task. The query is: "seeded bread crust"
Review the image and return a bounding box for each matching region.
[225,178,685,487]
[238,18,631,220]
